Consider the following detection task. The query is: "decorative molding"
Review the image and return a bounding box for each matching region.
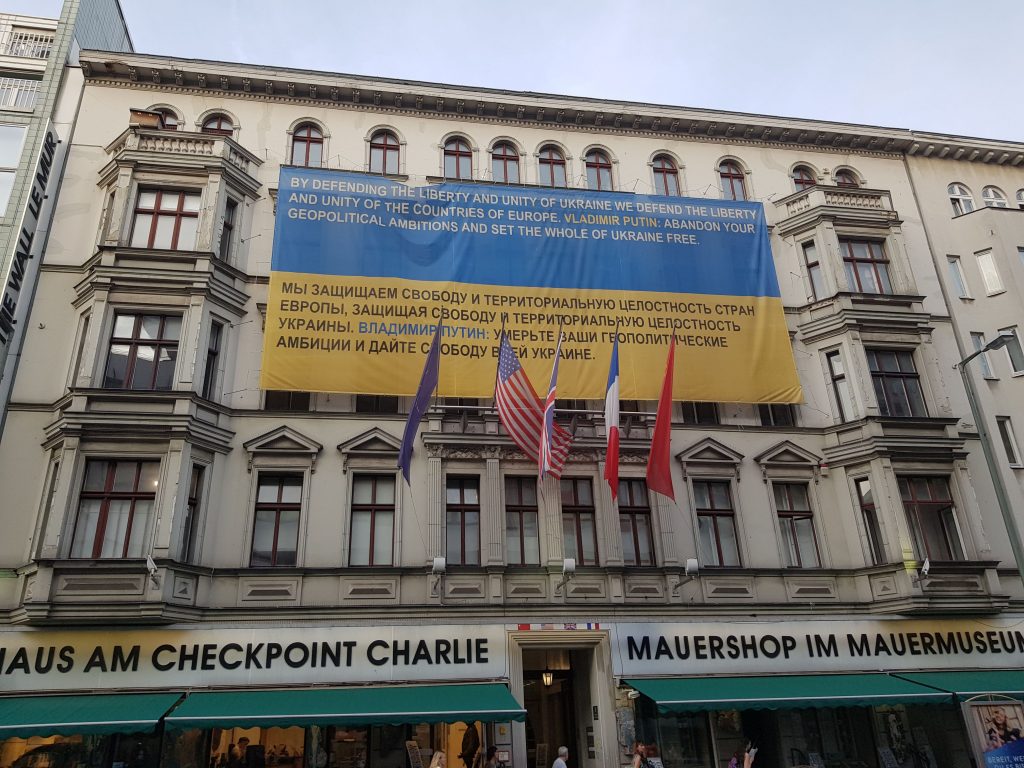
[243,425,323,472]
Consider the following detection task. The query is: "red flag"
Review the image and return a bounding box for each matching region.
[646,336,676,500]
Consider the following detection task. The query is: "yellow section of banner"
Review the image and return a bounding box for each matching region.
[260,272,803,402]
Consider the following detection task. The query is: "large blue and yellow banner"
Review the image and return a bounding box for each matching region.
[261,168,802,401]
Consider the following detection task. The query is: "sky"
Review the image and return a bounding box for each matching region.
[17,0,1024,142]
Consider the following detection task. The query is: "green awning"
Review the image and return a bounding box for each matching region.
[165,684,525,729]
[895,671,1024,701]
[0,693,183,738]
[626,674,952,712]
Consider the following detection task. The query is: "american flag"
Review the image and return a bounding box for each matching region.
[539,332,563,478]
[495,334,572,477]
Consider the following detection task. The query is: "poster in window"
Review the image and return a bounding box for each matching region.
[964,701,1024,768]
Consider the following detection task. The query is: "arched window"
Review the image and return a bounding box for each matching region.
[791,166,815,191]
[153,108,180,131]
[538,145,567,188]
[444,137,472,180]
[1017,190,1024,210]
[719,160,747,201]
[201,114,233,136]
[947,183,974,215]
[585,149,613,191]
[291,123,323,167]
[834,169,859,188]
[982,186,1008,208]
[491,142,519,184]
[652,155,680,196]
[369,130,400,175]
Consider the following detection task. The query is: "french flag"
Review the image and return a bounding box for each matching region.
[604,335,620,500]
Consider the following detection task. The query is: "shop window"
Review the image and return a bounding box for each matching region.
[947,255,970,298]
[446,476,480,566]
[264,390,311,411]
[652,154,680,196]
[201,113,234,136]
[773,482,820,568]
[826,350,855,422]
[180,463,205,562]
[538,145,567,188]
[839,238,892,294]
[898,476,965,561]
[802,241,825,300]
[491,142,520,184]
[997,417,1023,467]
[103,313,180,390]
[350,474,395,566]
[999,327,1024,374]
[976,250,1005,294]
[867,349,927,418]
[970,332,996,378]
[355,394,399,413]
[291,123,323,167]
[855,477,886,565]
[983,186,1009,208]
[505,476,540,565]
[251,474,302,566]
[585,149,613,191]
[834,169,860,188]
[693,479,740,566]
[202,321,224,400]
[443,137,473,180]
[619,478,654,566]
[208,727,305,768]
[718,160,747,201]
[369,130,400,175]
[758,403,796,427]
[70,459,159,558]
[219,198,238,261]
[129,189,200,250]
[681,401,718,425]
[561,477,598,565]
[948,182,975,215]
[791,165,815,191]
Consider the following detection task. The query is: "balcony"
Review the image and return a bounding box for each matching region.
[774,185,899,235]
[0,76,39,109]
[0,29,53,59]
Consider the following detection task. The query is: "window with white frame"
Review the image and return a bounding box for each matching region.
[773,482,820,568]
[854,477,886,565]
[970,332,996,378]
[947,183,974,215]
[825,350,855,422]
[70,459,160,559]
[997,417,1023,467]
[976,250,1004,294]
[802,241,825,300]
[982,186,1009,208]
[103,313,180,390]
[693,479,740,567]
[349,474,395,566]
[898,476,965,562]
[946,256,970,299]
[998,327,1024,374]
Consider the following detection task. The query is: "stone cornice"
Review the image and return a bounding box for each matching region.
[78,51,1024,165]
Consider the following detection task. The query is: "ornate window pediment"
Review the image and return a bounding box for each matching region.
[676,437,743,477]
[243,425,322,472]
[753,440,822,482]
[337,427,402,472]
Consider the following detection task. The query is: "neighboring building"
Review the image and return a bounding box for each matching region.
[0,0,132,432]
[1,49,1023,768]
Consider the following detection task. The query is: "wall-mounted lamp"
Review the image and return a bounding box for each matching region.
[555,557,576,594]
[542,670,554,687]
[430,556,446,597]
[671,558,700,594]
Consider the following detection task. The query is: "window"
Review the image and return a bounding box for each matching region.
[834,169,859,188]
[251,475,302,566]
[997,417,1023,467]
[970,333,996,378]
[491,142,520,184]
[791,166,815,191]
[6,29,54,58]
[898,476,964,561]
[70,459,159,558]
[369,130,400,175]
[773,483,819,568]
[355,394,399,413]
[201,321,224,400]
[758,404,795,427]
[693,480,740,566]
[802,241,824,300]
[200,114,233,136]
[505,476,539,566]
[180,464,205,563]
[718,161,747,201]
[291,123,323,167]
[264,390,311,411]
[130,189,200,250]
[350,475,395,566]
[154,108,179,130]
[443,137,472,180]
[0,125,25,215]
[538,145,567,188]
[855,478,885,565]
[681,401,718,425]
[867,349,927,418]
[982,186,1008,208]
[219,198,238,261]
[998,327,1024,374]
[946,256,970,298]
[826,351,854,422]
[561,477,597,565]
[619,479,654,566]
[585,149,613,191]
[1017,190,1024,210]
[103,313,180,390]
[976,250,1004,294]
[839,239,892,294]
[652,155,680,196]
[948,183,975,215]
[446,477,480,566]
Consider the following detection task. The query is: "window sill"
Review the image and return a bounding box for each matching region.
[1012,371,1024,378]
[985,290,1007,298]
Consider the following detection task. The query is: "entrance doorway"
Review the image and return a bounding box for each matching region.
[522,649,591,768]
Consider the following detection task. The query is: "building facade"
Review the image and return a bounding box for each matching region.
[1,48,1024,768]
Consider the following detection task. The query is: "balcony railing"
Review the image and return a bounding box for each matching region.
[0,30,53,59]
[106,127,262,177]
[0,76,39,108]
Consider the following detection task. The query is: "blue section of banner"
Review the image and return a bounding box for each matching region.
[273,168,781,299]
